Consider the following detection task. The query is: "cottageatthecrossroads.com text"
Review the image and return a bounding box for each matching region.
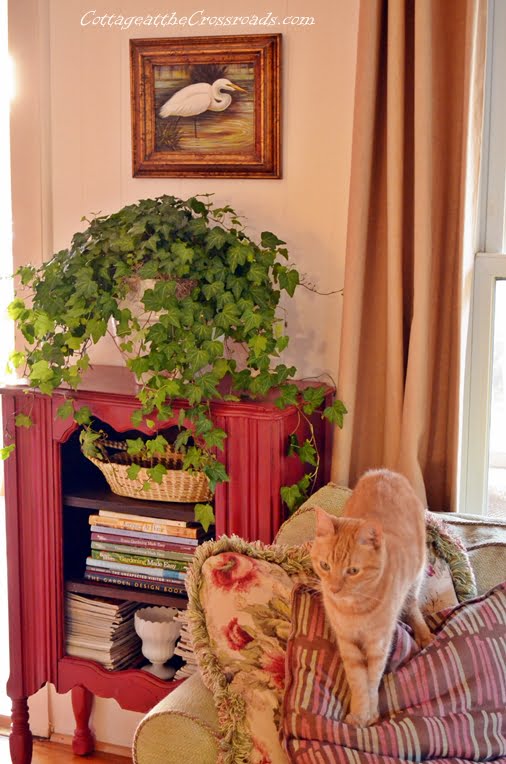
[80,10,316,30]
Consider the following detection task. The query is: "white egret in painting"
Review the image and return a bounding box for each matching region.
[159,78,247,138]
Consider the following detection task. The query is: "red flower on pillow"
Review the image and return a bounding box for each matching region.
[261,649,285,690]
[223,617,253,651]
[210,553,259,592]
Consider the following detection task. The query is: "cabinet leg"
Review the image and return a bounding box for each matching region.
[10,698,32,764]
[71,686,95,755]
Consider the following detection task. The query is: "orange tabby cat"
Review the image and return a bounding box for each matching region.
[310,469,432,727]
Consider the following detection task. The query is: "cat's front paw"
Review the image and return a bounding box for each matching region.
[415,627,433,649]
[345,712,377,727]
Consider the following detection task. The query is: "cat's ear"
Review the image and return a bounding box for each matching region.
[314,507,337,537]
[358,520,382,549]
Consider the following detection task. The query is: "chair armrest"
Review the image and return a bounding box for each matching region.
[133,672,220,764]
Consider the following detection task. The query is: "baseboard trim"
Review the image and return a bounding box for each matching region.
[0,717,130,758]
[49,732,131,758]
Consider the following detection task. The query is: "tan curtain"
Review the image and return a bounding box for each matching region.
[331,0,487,511]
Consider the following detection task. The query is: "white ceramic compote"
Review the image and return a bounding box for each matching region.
[134,606,181,680]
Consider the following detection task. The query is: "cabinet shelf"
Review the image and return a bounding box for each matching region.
[65,579,188,608]
[63,486,198,521]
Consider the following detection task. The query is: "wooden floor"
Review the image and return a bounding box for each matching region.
[0,735,131,763]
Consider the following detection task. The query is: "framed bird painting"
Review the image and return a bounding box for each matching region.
[130,34,281,178]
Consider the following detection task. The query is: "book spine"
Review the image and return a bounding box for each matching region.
[89,553,188,575]
[90,529,198,551]
[89,515,201,539]
[98,510,192,528]
[91,541,193,562]
[84,570,187,595]
[86,560,185,582]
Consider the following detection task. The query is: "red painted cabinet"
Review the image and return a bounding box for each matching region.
[1,366,331,763]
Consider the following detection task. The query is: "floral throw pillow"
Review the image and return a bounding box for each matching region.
[186,536,315,764]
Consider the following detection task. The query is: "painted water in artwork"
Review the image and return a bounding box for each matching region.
[154,62,255,154]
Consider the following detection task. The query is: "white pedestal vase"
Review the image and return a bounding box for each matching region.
[134,606,182,680]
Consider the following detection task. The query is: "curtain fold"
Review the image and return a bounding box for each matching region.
[331,0,487,511]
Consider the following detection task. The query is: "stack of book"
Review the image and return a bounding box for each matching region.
[173,609,198,680]
[84,509,209,596]
[65,591,141,670]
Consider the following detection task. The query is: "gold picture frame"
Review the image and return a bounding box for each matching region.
[130,34,281,178]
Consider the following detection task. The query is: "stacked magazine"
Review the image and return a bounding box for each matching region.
[65,591,141,670]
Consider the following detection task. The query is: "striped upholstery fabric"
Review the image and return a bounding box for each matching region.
[281,582,506,763]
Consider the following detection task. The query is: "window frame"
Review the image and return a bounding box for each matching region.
[461,254,506,515]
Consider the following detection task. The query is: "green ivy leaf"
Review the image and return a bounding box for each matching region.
[8,350,25,369]
[29,359,54,384]
[148,463,168,484]
[66,336,83,351]
[287,433,299,457]
[87,318,107,343]
[202,427,227,451]
[241,307,262,334]
[79,427,104,459]
[301,386,326,415]
[131,409,143,427]
[278,267,300,297]
[194,503,215,532]
[206,227,228,251]
[7,298,27,321]
[171,241,194,264]
[275,384,299,409]
[0,444,15,460]
[323,399,348,428]
[33,312,54,339]
[56,400,74,420]
[74,406,92,425]
[185,384,203,405]
[248,335,267,357]
[17,265,36,285]
[280,483,302,512]
[202,281,224,301]
[203,459,229,492]
[298,440,317,466]
[276,336,289,353]
[188,197,208,216]
[186,347,209,373]
[246,262,266,285]
[15,413,32,428]
[261,231,286,248]
[127,463,141,480]
[145,435,169,456]
[174,428,191,451]
[297,474,312,493]
[250,371,275,396]
[126,437,145,456]
[227,244,247,271]
[215,302,239,330]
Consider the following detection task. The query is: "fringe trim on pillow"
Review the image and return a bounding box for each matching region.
[185,535,314,764]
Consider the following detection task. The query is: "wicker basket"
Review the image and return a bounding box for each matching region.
[83,439,211,503]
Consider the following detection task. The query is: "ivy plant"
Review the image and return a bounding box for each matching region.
[6,194,346,527]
